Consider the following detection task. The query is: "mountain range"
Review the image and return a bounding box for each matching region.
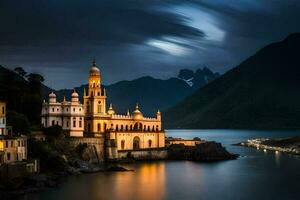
[52,67,219,116]
[164,33,300,129]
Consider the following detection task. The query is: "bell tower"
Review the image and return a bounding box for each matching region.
[84,59,107,136]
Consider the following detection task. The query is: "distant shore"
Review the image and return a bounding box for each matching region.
[234,135,300,155]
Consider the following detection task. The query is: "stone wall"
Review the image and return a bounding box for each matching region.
[117,149,168,160]
[68,137,105,163]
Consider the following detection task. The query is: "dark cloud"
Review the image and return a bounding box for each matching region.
[0,0,299,89]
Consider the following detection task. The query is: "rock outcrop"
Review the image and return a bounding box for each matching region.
[168,142,238,161]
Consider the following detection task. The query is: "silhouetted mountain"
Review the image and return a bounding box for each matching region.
[52,68,219,116]
[164,33,300,129]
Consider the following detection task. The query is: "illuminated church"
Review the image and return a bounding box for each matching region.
[42,60,165,159]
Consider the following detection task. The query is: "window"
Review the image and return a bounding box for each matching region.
[52,108,54,112]
[57,108,59,111]
[11,141,13,147]
[133,137,140,150]
[73,108,75,112]
[7,153,10,161]
[2,106,4,114]
[148,140,152,148]
[79,108,81,111]
[79,121,82,128]
[97,92,100,96]
[98,104,102,113]
[66,108,69,112]
[67,121,69,127]
[5,141,8,148]
[98,123,101,132]
[121,140,125,150]
[73,120,76,128]
[18,141,20,147]
[52,120,55,126]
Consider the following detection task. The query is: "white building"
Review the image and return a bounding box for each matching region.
[41,90,85,137]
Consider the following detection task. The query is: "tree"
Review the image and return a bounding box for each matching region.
[14,67,27,77]
[6,111,31,135]
[43,125,63,138]
[26,73,45,83]
[26,73,45,94]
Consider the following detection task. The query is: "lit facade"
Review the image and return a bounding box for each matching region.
[83,60,165,159]
[41,91,85,137]
[41,60,165,159]
[0,101,28,164]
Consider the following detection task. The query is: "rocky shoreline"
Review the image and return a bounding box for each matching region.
[0,163,133,199]
[234,135,300,155]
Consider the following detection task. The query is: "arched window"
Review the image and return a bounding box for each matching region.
[152,126,155,132]
[121,140,125,150]
[104,123,107,131]
[120,125,123,131]
[147,126,150,132]
[116,125,119,131]
[148,140,152,148]
[144,125,146,131]
[133,136,140,150]
[134,123,138,130]
[98,101,102,113]
[156,126,159,131]
[139,123,143,130]
[97,123,101,132]
[130,125,133,131]
[52,120,55,126]
[125,125,128,131]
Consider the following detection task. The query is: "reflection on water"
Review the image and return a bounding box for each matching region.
[112,162,166,200]
[26,129,300,200]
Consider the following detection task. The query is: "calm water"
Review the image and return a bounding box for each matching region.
[25,129,300,200]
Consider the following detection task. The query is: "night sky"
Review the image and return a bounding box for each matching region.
[1,0,300,89]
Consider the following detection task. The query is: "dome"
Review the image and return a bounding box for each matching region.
[71,90,79,97]
[49,92,56,98]
[71,89,79,102]
[89,66,100,74]
[89,58,100,75]
[49,92,56,103]
[132,104,143,120]
[107,103,115,115]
